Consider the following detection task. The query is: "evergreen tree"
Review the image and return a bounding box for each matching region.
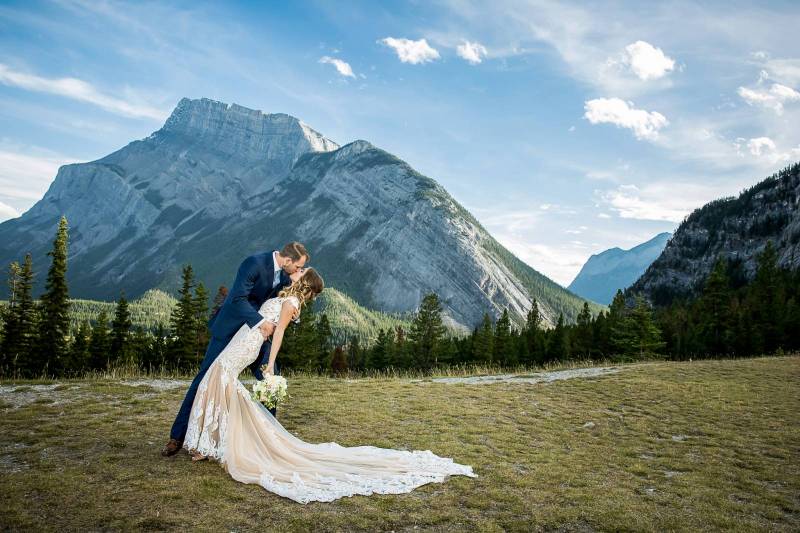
[315,313,333,371]
[700,258,734,355]
[5,255,40,376]
[88,310,111,370]
[330,345,347,375]
[574,302,593,359]
[110,291,132,365]
[346,336,364,371]
[408,293,447,369]
[608,290,631,356]
[0,261,21,374]
[548,313,569,361]
[35,216,71,375]
[522,300,544,365]
[391,325,410,368]
[193,282,210,365]
[210,285,228,322]
[628,296,664,358]
[170,264,198,368]
[752,241,782,353]
[472,313,494,364]
[128,326,152,370]
[368,328,390,370]
[66,321,91,374]
[493,308,513,366]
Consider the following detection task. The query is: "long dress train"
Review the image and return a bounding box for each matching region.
[183,295,476,503]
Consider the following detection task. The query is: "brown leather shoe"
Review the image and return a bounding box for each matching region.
[161,438,183,457]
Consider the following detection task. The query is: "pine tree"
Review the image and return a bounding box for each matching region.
[35,216,70,375]
[700,258,734,355]
[7,255,40,377]
[88,310,111,370]
[521,300,542,365]
[170,264,197,369]
[110,291,133,365]
[0,261,21,374]
[608,290,631,357]
[346,336,364,371]
[493,308,513,366]
[193,282,210,366]
[391,325,410,368]
[210,285,228,322]
[67,321,92,374]
[472,313,494,364]
[128,326,152,371]
[574,302,593,359]
[408,293,447,369]
[285,303,318,370]
[548,313,569,361]
[330,345,347,375]
[628,296,664,358]
[315,314,333,371]
[752,240,782,353]
[368,328,390,370]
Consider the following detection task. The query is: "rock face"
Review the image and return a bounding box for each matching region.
[0,97,599,329]
[568,232,671,305]
[629,163,800,306]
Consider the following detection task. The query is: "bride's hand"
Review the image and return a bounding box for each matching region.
[264,365,274,376]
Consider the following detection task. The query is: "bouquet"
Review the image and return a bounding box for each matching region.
[251,373,289,410]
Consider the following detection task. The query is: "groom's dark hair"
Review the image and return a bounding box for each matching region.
[281,241,309,262]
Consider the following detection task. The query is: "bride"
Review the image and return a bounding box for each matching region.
[183,267,476,503]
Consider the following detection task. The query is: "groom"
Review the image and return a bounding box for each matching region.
[161,241,309,457]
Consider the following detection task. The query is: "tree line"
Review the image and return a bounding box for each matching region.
[1,217,796,378]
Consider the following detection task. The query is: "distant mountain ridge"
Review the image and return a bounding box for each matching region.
[0,97,602,329]
[568,232,671,305]
[629,163,800,305]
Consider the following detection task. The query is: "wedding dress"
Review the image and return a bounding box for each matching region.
[183,295,476,503]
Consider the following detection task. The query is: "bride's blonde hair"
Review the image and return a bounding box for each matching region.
[278,268,324,312]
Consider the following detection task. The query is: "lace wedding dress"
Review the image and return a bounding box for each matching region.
[183,295,476,503]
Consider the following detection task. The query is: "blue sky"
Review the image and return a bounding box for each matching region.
[1,0,799,285]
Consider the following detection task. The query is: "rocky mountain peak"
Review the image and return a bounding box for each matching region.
[160,97,339,158]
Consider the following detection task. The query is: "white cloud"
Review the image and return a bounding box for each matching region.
[583,98,668,141]
[0,63,167,120]
[318,56,355,78]
[621,40,675,80]
[746,137,776,156]
[0,146,81,215]
[735,136,800,164]
[597,183,723,223]
[379,37,440,64]
[738,83,800,114]
[757,57,800,85]
[456,40,488,64]
[0,199,19,222]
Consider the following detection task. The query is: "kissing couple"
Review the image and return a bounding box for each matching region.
[161,242,475,503]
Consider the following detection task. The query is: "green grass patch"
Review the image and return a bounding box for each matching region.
[0,356,797,531]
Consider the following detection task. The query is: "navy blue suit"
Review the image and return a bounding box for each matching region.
[170,250,291,441]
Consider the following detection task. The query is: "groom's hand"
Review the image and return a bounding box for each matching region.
[258,322,275,340]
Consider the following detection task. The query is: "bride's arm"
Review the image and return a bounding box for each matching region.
[263,300,299,375]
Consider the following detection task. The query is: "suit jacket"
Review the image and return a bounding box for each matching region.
[208,250,291,341]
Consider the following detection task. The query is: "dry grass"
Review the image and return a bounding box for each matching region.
[1,355,798,531]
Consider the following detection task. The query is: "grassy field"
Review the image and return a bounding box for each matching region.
[1,355,798,531]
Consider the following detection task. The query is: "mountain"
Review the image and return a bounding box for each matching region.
[629,163,800,306]
[0,97,601,329]
[568,232,671,305]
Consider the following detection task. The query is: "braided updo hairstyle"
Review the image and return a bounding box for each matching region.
[278,268,324,314]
